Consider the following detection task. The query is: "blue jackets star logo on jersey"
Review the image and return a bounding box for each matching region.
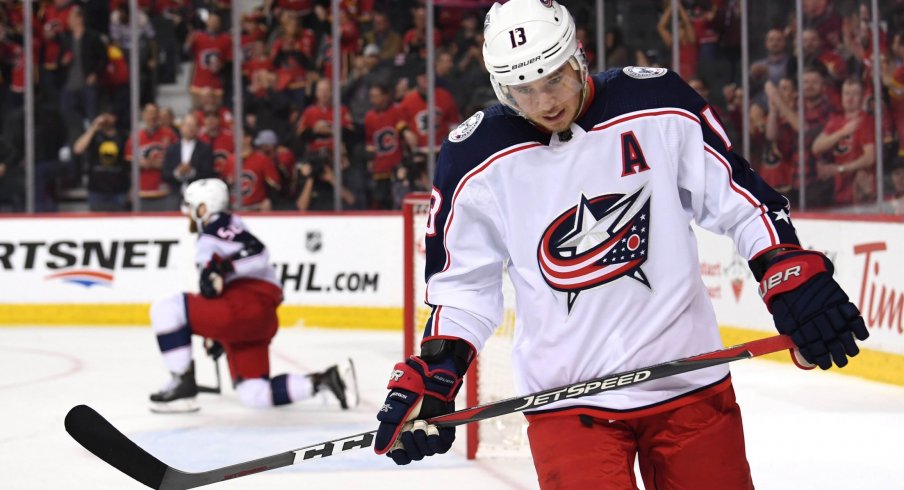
[537,187,652,312]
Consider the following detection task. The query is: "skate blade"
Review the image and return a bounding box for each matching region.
[340,358,360,410]
[149,397,200,414]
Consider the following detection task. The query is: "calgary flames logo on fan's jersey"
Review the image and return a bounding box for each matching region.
[537,187,652,312]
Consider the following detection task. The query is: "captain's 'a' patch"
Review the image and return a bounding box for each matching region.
[449,111,485,143]
[622,66,668,79]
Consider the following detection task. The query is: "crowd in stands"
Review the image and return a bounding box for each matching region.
[1,0,904,214]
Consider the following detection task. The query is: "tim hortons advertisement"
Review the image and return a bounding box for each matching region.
[0,214,402,310]
[694,217,904,357]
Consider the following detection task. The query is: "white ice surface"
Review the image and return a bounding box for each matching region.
[0,327,901,489]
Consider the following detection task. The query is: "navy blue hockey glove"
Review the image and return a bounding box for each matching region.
[756,249,869,370]
[375,338,474,465]
[199,255,234,298]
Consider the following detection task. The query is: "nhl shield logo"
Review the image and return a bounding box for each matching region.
[305,231,322,253]
[537,187,652,312]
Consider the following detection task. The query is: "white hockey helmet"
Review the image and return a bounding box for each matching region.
[482,0,588,114]
[182,178,229,228]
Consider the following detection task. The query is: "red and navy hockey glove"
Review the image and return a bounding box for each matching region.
[755,249,869,370]
[199,255,235,298]
[375,338,474,465]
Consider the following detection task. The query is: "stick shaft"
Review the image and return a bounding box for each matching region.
[66,334,794,489]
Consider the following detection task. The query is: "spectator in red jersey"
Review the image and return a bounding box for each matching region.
[687,0,720,63]
[163,113,217,199]
[0,25,39,111]
[242,40,274,83]
[265,0,314,24]
[881,32,904,149]
[800,66,836,207]
[337,7,361,76]
[219,131,282,211]
[38,0,74,95]
[657,3,698,81]
[296,78,355,161]
[59,5,106,144]
[398,72,461,155]
[185,10,231,107]
[193,87,233,130]
[252,129,296,208]
[239,12,265,61]
[802,0,843,49]
[125,103,180,211]
[812,78,877,206]
[800,28,847,89]
[365,83,410,210]
[271,11,316,107]
[763,78,801,196]
[402,6,440,61]
[362,11,402,63]
[198,110,235,165]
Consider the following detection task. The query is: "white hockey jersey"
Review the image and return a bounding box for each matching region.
[422,67,800,417]
[196,213,281,290]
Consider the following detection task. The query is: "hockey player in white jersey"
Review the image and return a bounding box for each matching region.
[374,1,869,488]
[149,178,358,413]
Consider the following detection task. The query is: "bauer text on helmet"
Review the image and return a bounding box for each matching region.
[483,0,589,130]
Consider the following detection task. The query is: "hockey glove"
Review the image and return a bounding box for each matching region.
[375,338,474,465]
[204,338,224,361]
[755,249,869,370]
[199,255,235,298]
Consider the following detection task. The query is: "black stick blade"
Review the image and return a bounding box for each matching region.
[65,405,169,489]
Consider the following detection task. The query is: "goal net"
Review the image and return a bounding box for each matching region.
[402,193,531,460]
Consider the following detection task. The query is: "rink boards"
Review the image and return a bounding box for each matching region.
[0,211,902,386]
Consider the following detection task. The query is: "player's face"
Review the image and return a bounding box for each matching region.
[508,63,584,134]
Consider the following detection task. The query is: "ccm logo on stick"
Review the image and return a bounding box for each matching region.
[758,266,801,298]
[513,371,652,411]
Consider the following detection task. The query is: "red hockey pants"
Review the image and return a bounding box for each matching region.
[527,386,754,490]
[186,279,282,382]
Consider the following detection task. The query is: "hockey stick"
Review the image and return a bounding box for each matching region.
[65,334,795,490]
[196,356,222,394]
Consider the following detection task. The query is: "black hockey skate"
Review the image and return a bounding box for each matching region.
[150,362,200,414]
[310,359,359,410]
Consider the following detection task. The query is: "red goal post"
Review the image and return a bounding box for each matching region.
[402,193,529,460]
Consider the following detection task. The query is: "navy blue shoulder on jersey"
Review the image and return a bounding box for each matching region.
[201,212,233,237]
[586,68,799,248]
[201,212,267,258]
[438,104,548,182]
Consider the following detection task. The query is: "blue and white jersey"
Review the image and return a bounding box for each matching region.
[422,67,799,416]
[197,213,281,289]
